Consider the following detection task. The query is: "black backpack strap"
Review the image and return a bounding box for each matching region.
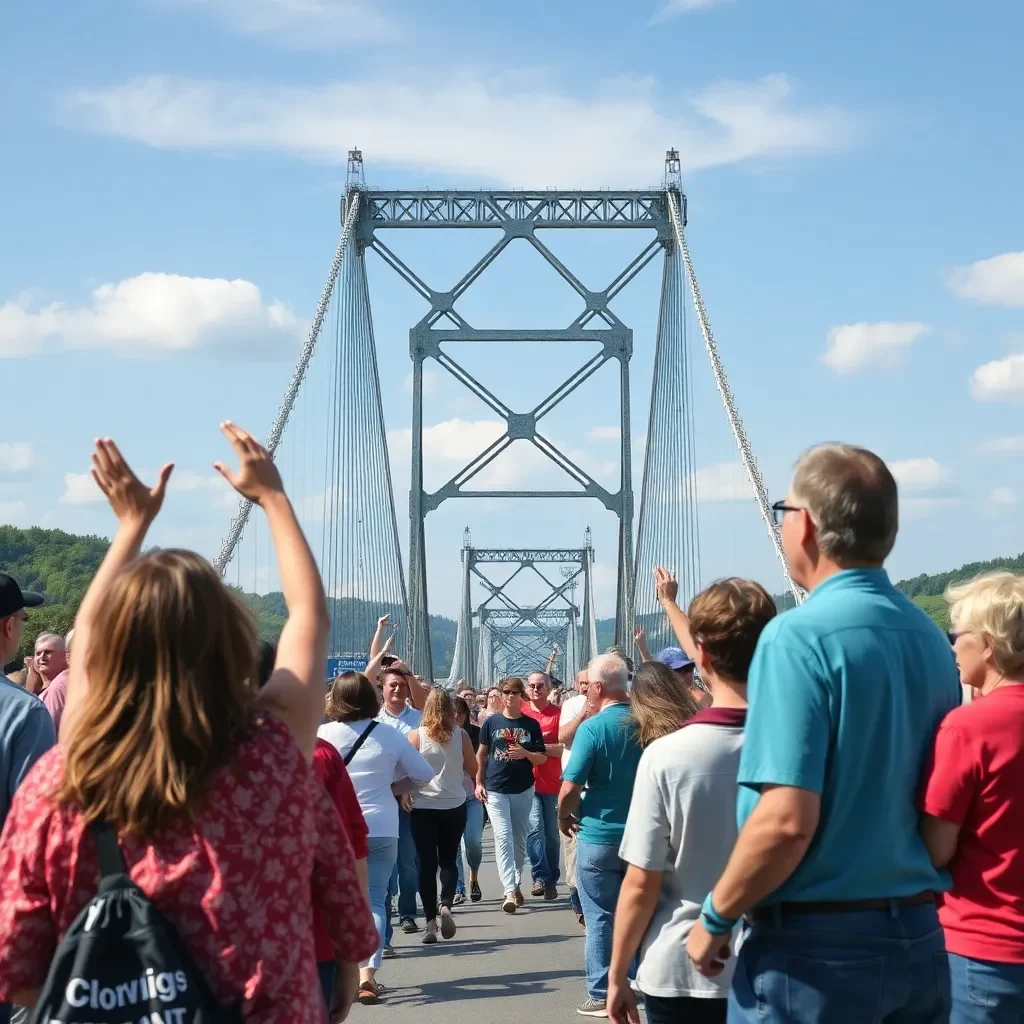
[91,819,128,879]
[344,720,378,766]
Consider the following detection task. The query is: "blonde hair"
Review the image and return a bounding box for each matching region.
[57,550,258,834]
[421,687,455,744]
[946,571,1024,677]
[630,662,698,746]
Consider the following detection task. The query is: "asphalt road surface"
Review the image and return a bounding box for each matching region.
[346,832,591,1021]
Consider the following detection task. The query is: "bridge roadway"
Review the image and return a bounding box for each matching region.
[347,832,597,1021]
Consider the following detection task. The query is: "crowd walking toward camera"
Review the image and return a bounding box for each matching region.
[0,434,1022,1023]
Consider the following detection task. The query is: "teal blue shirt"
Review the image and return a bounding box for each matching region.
[738,568,960,903]
[563,702,643,845]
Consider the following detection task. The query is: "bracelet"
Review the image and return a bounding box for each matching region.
[700,892,738,935]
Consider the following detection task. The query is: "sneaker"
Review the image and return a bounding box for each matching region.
[401,918,419,934]
[381,945,396,959]
[544,884,558,900]
[502,893,518,914]
[422,928,437,945]
[439,906,457,939]
[453,892,466,905]
[576,998,608,1017]
[513,886,525,907]
[530,881,546,897]
[470,882,482,902]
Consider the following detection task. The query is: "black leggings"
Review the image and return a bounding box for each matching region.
[642,993,726,1024]
[410,804,468,921]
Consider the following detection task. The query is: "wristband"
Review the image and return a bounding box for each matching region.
[700,892,738,935]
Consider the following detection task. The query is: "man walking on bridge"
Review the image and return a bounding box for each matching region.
[687,444,960,1023]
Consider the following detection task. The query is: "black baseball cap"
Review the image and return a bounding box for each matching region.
[0,574,45,618]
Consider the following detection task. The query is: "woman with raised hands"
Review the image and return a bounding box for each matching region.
[0,424,376,1024]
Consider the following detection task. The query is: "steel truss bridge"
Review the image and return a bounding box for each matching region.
[216,150,797,683]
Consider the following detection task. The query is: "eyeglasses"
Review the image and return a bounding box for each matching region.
[501,689,523,697]
[771,500,804,526]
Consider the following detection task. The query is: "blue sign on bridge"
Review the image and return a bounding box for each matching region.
[327,655,369,680]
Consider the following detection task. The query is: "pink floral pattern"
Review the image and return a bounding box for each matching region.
[0,713,377,1022]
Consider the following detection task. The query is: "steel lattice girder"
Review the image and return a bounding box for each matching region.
[363,187,688,678]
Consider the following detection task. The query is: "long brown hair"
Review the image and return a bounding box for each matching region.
[57,550,258,834]
[326,671,379,722]
[630,661,700,747]
[421,687,455,744]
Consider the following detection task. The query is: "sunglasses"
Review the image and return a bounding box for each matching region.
[501,689,524,697]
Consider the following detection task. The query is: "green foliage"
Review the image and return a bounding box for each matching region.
[896,552,1024,599]
[911,595,951,631]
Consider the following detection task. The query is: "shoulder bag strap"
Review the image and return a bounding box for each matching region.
[91,819,129,879]
[344,719,378,766]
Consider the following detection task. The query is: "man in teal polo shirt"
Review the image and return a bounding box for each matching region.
[559,652,643,1018]
[687,444,959,1023]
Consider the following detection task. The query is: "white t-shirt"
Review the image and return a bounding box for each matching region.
[618,716,745,999]
[318,718,435,838]
[558,693,588,774]
[415,727,468,811]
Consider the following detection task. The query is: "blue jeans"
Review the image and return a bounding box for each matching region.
[317,961,336,1019]
[456,796,484,893]
[385,808,419,943]
[527,791,561,887]
[727,902,951,1023]
[576,838,631,1000]
[486,787,534,894]
[950,952,1024,1023]
[363,837,398,970]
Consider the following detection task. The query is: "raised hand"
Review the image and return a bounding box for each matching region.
[377,613,390,629]
[654,566,679,605]
[634,624,646,646]
[213,422,284,506]
[91,438,173,527]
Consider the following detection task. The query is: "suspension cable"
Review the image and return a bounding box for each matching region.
[214,190,362,575]
[665,190,802,604]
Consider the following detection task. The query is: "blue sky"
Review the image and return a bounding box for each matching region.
[2,0,1024,619]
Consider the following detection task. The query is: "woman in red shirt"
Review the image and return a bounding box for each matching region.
[0,425,376,1023]
[920,571,1024,1024]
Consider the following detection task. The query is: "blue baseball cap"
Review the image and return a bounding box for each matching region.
[656,645,695,671]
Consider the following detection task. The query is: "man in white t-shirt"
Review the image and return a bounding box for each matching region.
[557,668,592,923]
[606,571,776,1024]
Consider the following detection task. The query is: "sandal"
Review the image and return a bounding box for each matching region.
[358,980,383,1005]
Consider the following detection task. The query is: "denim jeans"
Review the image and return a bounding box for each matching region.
[456,796,484,893]
[486,787,534,894]
[527,791,561,887]
[727,902,951,1023]
[385,807,419,943]
[575,838,631,1000]
[362,836,398,971]
[949,952,1024,1023]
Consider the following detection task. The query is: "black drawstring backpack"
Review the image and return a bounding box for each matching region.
[31,820,242,1024]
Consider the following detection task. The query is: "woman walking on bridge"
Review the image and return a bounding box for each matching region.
[408,689,477,943]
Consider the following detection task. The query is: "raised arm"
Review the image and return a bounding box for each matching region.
[214,422,329,764]
[67,440,173,727]
[654,566,699,662]
[369,614,390,660]
[634,624,653,663]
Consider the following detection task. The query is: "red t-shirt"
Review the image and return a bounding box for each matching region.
[522,702,562,795]
[0,714,378,1020]
[311,738,370,963]
[920,685,1024,962]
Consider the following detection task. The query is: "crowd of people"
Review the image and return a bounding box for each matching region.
[0,431,1021,1024]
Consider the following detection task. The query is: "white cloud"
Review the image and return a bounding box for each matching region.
[947,252,1024,308]
[585,426,621,443]
[654,0,731,18]
[971,353,1024,403]
[821,322,931,373]
[0,273,303,359]
[989,486,1018,507]
[691,462,752,501]
[888,457,953,493]
[976,435,1024,455]
[0,501,29,526]
[60,467,237,507]
[60,473,101,505]
[0,442,34,473]
[66,72,855,188]
[157,0,397,48]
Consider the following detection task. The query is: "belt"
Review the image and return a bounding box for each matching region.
[747,890,935,924]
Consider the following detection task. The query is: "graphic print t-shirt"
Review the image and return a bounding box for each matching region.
[480,713,546,795]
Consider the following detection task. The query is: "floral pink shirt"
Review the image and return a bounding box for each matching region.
[0,713,376,1022]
